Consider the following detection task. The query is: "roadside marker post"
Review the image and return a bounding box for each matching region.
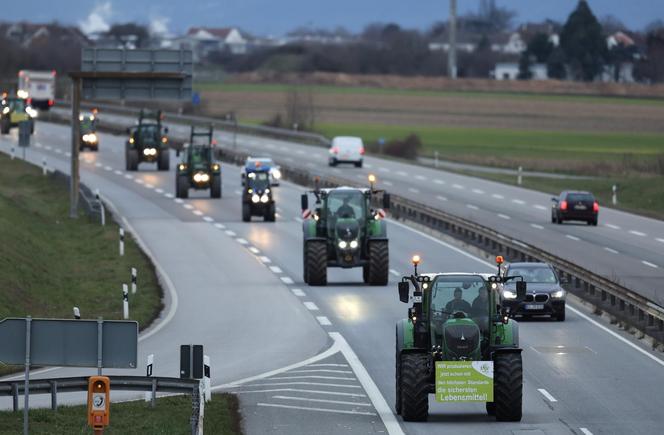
[203,355,211,402]
[434,151,439,168]
[95,189,106,226]
[612,184,618,205]
[517,166,523,185]
[144,354,156,406]
[10,146,15,160]
[42,158,47,175]
[73,307,81,319]
[131,268,137,294]
[122,284,129,319]
[119,228,125,256]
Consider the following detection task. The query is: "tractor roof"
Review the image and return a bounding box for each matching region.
[321,186,370,194]
[423,272,494,280]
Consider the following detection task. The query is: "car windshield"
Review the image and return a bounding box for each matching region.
[507,266,557,284]
[567,193,594,202]
[430,275,489,319]
[247,171,270,190]
[327,190,365,220]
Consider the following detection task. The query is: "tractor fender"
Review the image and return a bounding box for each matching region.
[396,319,418,354]
[368,218,387,238]
[302,219,320,239]
[501,318,519,347]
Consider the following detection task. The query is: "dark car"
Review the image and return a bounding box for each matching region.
[551,191,599,226]
[500,262,566,321]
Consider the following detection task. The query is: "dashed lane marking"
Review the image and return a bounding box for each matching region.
[236,238,249,245]
[269,266,283,274]
[629,230,647,237]
[192,210,203,216]
[225,230,236,237]
[497,214,511,220]
[580,429,593,435]
[604,247,619,254]
[537,388,557,402]
[472,189,484,194]
[534,204,547,210]
[303,302,319,311]
[155,188,164,194]
[437,195,448,201]
[511,199,526,205]
[259,256,271,263]
[566,235,580,241]
[291,288,306,297]
[389,269,401,277]
[214,223,226,230]
[408,187,420,194]
[642,261,658,269]
[183,204,194,209]
[203,216,214,223]
[492,194,504,199]
[434,179,445,185]
[531,224,544,230]
[605,223,621,230]
[281,276,295,284]
[316,316,332,326]
[164,193,174,199]
[383,181,393,186]
[452,184,464,189]
[466,204,479,210]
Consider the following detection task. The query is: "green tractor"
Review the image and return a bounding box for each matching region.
[300,175,390,286]
[1,96,36,135]
[125,109,170,171]
[242,160,275,222]
[395,255,527,422]
[175,125,222,199]
[79,110,99,151]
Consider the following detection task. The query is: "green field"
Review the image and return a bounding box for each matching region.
[0,153,162,375]
[0,394,241,434]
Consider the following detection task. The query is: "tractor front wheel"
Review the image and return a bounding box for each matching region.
[1,119,10,134]
[126,148,139,171]
[486,402,496,416]
[242,202,251,222]
[176,175,189,199]
[210,174,221,198]
[494,352,523,422]
[157,149,170,171]
[400,353,429,422]
[264,203,276,222]
[394,330,402,415]
[305,240,327,286]
[368,241,389,286]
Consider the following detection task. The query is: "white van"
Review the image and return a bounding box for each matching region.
[329,136,365,168]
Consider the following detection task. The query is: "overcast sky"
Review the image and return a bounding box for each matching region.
[5,1,663,36]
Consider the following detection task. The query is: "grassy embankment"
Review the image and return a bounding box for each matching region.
[0,394,242,435]
[0,153,162,376]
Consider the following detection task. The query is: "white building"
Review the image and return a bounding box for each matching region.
[166,27,248,61]
[493,62,548,80]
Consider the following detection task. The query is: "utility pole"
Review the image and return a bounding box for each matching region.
[448,0,458,79]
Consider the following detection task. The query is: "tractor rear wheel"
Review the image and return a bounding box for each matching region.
[126,149,139,171]
[176,175,189,199]
[486,402,496,416]
[368,241,389,286]
[242,203,251,222]
[210,174,221,198]
[400,353,429,422]
[494,352,523,422]
[264,203,276,222]
[305,240,327,286]
[0,119,9,135]
[157,149,170,171]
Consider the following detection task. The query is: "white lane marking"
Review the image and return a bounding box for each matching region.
[294,217,303,223]
[530,224,544,230]
[580,429,593,435]
[95,162,102,167]
[239,381,361,389]
[183,204,194,210]
[234,190,241,195]
[396,171,407,177]
[289,369,353,374]
[236,238,248,245]
[604,247,619,254]
[114,170,123,175]
[145,183,154,189]
[492,193,504,199]
[434,179,445,185]
[316,316,332,326]
[214,223,226,230]
[466,204,479,210]
[389,269,401,277]
[281,276,295,284]
[272,396,372,407]
[173,197,183,203]
[408,187,420,194]
[511,199,526,205]
[497,214,511,220]
[54,148,62,154]
[656,238,664,243]
[566,234,580,241]
[379,167,389,172]
[629,230,646,237]
[35,142,43,148]
[124,174,133,180]
[308,364,349,368]
[134,178,144,184]
[383,180,393,187]
[537,388,558,402]
[203,216,214,223]
[437,195,448,201]
[291,288,306,297]
[534,204,547,210]
[269,266,283,274]
[256,403,376,416]
[65,152,72,157]
[567,305,664,368]
[45,145,52,150]
[303,302,319,311]
[164,193,174,199]
[642,261,658,269]
[233,388,365,398]
[155,188,164,194]
[259,256,271,263]
[472,188,484,194]
[105,166,113,171]
[452,184,464,189]
[225,230,236,237]
[192,210,203,216]
[605,223,621,230]
[331,333,404,435]
[415,175,426,181]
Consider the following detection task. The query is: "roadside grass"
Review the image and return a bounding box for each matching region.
[195,81,664,106]
[0,394,242,435]
[457,170,664,220]
[0,153,162,376]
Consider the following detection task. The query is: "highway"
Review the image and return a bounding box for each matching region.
[2,121,664,435]
[66,108,664,307]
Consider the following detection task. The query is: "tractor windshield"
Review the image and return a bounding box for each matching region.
[326,190,365,220]
[7,99,26,112]
[247,171,270,191]
[138,124,160,143]
[189,146,210,166]
[430,275,490,335]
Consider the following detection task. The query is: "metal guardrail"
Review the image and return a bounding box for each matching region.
[48,170,102,221]
[0,376,202,433]
[44,103,664,345]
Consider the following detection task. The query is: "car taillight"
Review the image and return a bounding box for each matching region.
[593,202,599,213]
[48,99,54,106]
[359,147,365,155]
[331,146,339,154]
[560,200,568,211]
[27,98,32,105]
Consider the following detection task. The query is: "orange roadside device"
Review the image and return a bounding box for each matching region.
[87,376,110,431]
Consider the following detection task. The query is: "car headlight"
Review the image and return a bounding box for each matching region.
[260,194,269,203]
[338,240,348,249]
[272,169,281,179]
[551,290,565,299]
[502,290,517,300]
[349,240,359,249]
[251,194,260,203]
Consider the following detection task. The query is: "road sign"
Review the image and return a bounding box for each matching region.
[79,48,193,100]
[0,318,138,368]
[18,121,30,147]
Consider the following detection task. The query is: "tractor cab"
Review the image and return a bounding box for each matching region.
[1,95,36,134]
[175,125,221,199]
[395,255,527,422]
[242,160,275,222]
[125,109,170,171]
[79,109,99,151]
[300,175,390,285]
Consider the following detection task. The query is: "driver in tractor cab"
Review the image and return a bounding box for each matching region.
[445,288,472,313]
[471,287,489,317]
[336,196,356,219]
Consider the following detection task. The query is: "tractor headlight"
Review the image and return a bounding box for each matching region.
[3,107,10,114]
[178,163,186,171]
[85,133,97,143]
[251,194,260,203]
[502,290,517,300]
[143,148,157,156]
[338,240,348,249]
[551,290,565,299]
[161,136,168,143]
[272,169,282,179]
[193,172,210,183]
[349,240,359,249]
[260,194,269,203]
[26,107,38,118]
[129,137,135,144]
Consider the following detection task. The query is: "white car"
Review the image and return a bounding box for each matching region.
[329,136,365,168]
